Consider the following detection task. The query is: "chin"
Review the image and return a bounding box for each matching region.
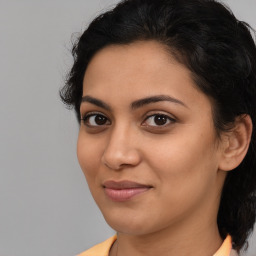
[101,209,163,236]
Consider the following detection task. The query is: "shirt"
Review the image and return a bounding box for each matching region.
[77,234,238,256]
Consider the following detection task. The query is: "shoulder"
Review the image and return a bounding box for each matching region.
[77,235,117,256]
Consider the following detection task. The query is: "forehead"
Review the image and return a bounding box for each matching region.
[82,40,210,112]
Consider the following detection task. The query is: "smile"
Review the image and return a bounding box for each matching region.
[103,180,153,202]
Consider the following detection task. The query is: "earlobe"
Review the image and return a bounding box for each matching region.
[218,115,253,172]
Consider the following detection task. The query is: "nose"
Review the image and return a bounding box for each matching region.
[101,126,141,170]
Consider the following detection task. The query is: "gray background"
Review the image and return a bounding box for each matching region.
[0,0,255,255]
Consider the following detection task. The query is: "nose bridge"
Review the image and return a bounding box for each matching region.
[101,121,141,170]
[108,123,131,149]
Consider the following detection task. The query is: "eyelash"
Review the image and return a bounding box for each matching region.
[80,112,176,128]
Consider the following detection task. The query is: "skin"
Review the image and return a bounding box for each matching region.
[77,40,230,256]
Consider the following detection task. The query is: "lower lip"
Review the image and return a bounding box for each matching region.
[104,187,151,202]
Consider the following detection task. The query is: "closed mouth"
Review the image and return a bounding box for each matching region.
[103,180,153,201]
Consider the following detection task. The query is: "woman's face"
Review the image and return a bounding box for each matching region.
[77,41,226,236]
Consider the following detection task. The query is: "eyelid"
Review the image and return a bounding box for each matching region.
[143,110,176,120]
[81,110,108,119]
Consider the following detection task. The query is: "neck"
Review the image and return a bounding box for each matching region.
[111,217,223,256]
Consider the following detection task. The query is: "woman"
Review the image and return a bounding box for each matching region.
[60,0,256,255]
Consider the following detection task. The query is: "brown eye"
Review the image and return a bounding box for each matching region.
[154,115,168,125]
[94,115,108,125]
[144,114,175,127]
[82,114,110,126]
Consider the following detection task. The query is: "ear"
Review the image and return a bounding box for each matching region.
[218,114,253,172]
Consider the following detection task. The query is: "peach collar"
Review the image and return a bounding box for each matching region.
[213,235,232,256]
[77,234,235,256]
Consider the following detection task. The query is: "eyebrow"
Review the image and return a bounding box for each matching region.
[131,95,188,109]
[81,95,111,111]
[81,94,188,110]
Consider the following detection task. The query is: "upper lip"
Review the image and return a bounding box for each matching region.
[103,180,153,189]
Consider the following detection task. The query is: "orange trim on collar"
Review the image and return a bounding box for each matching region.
[77,235,117,256]
[78,234,233,256]
[213,235,232,256]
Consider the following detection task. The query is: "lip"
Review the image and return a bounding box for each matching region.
[103,180,153,202]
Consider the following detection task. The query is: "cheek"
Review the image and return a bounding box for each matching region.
[77,132,103,181]
[146,128,219,198]
[140,140,219,228]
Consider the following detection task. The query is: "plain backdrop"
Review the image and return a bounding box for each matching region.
[0,0,255,255]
